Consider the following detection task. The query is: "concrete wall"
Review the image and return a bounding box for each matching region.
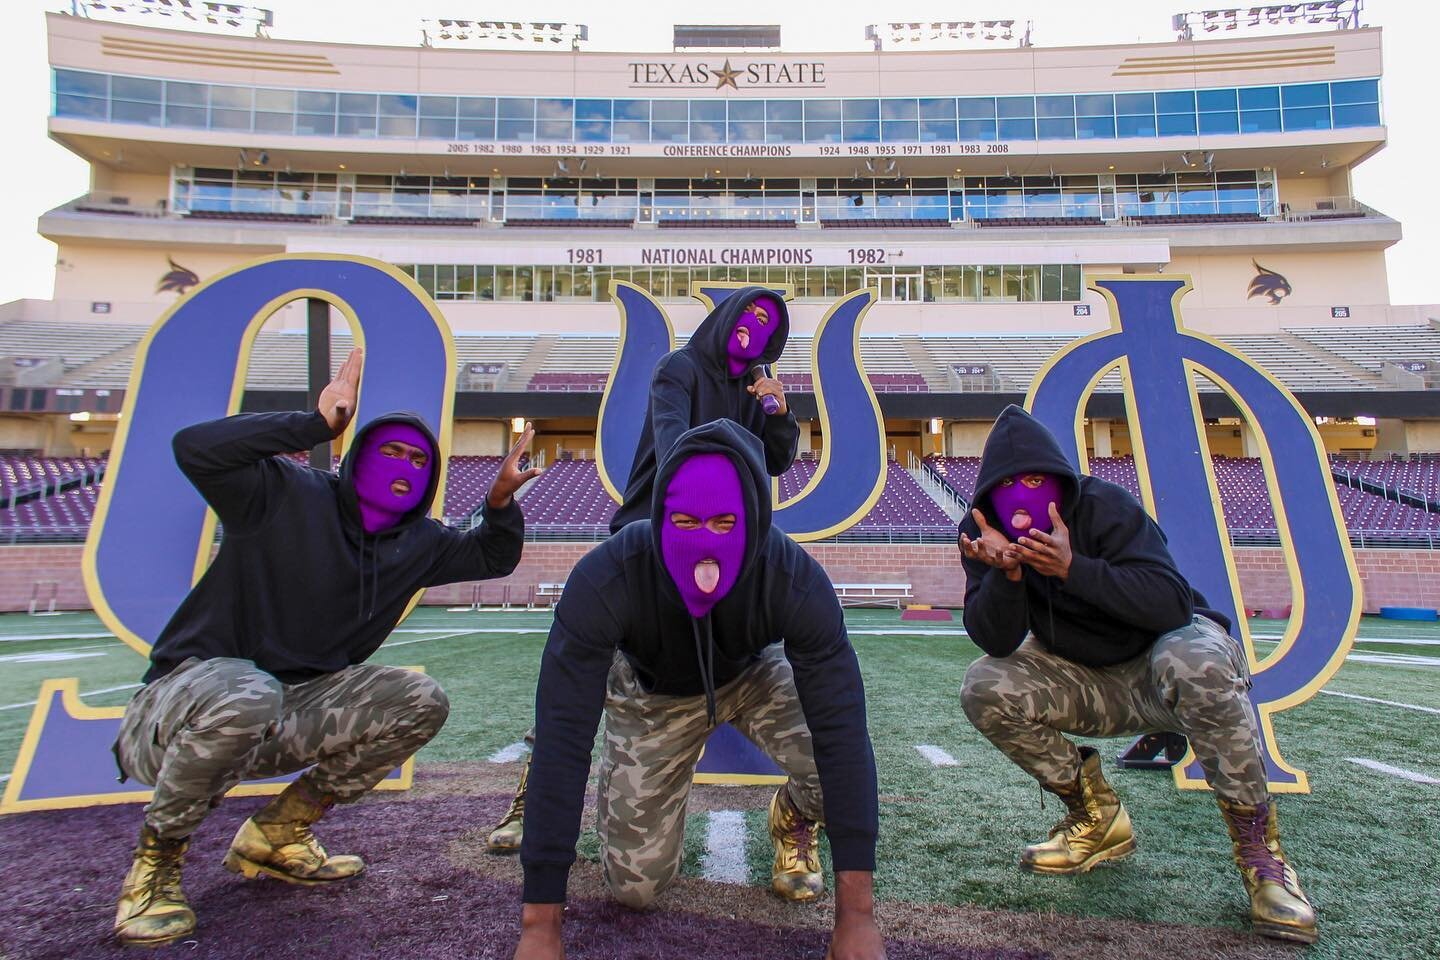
[5,542,1434,616]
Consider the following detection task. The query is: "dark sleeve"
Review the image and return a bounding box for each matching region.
[172,411,335,533]
[959,515,1030,658]
[760,409,800,476]
[1060,492,1194,635]
[780,555,878,873]
[422,498,524,586]
[648,357,697,466]
[520,558,625,903]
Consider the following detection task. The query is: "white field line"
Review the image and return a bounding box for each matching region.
[382,631,488,648]
[914,744,959,767]
[1345,758,1440,785]
[0,632,118,643]
[487,741,529,764]
[701,811,750,885]
[389,628,550,638]
[1318,690,1440,716]
[1346,653,1440,667]
[0,774,9,783]
[0,651,108,665]
[0,681,141,712]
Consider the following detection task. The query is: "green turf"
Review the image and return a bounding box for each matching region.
[1,608,1437,957]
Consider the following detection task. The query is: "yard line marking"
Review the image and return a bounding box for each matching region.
[0,681,140,712]
[389,628,550,638]
[0,632,118,643]
[1346,653,1440,668]
[1319,690,1440,716]
[0,774,9,783]
[487,741,529,764]
[701,811,749,885]
[383,631,485,648]
[1254,633,1440,647]
[0,651,108,664]
[914,744,959,767]
[1346,758,1440,785]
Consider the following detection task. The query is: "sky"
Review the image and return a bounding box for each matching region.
[2,0,1436,305]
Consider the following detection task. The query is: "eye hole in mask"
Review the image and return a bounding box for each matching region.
[660,453,747,617]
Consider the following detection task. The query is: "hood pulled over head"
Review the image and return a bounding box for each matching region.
[338,412,441,535]
[686,287,790,379]
[972,406,1079,542]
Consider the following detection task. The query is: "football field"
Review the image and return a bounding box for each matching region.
[1,608,1437,959]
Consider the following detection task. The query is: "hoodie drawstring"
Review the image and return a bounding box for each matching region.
[691,616,719,729]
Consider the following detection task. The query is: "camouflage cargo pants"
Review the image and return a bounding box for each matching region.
[115,656,450,839]
[598,644,823,908]
[962,615,1267,804]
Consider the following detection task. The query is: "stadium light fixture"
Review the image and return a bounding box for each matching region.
[1171,2,1363,40]
[865,20,1032,50]
[421,19,589,49]
[69,0,274,35]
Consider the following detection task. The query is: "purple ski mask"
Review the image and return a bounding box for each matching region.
[725,295,782,377]
[351,422,434,533]
[660,453,748,617]
[989,472,1063,541]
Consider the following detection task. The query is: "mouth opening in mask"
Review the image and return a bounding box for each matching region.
[660,452,747,618]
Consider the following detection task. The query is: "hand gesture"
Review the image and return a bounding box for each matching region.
[488,422,543,509]
[960,508,1021,581]
[747,375,788,415]
[1013,502,1073,580]
[318,348,362,436]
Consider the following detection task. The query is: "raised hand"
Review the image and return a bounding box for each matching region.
[746,374,788,415]
[318,347,362,436]
[488,422,544,508]
[960,508,1021,581]
[1014,501,1073,580]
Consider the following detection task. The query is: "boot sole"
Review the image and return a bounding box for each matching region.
[485,841,521,856]
[116,930,194,950]
[1022,837,1137,875]
[1253,920,1319,945]
[222,850,364,886]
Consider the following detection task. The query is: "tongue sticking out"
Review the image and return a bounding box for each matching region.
[1011,509,1032,533]
[736,327,751,350]
[694,559,721,594]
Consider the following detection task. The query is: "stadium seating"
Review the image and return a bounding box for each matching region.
[527,372,608,392]
[514,458,617,530]
[351,215,481,227]
[185,210,323,224]
[503,218,635,228]
[819,218,952,229]
[440,456,503,518]
[973,217,1105,228]
[657,219,797,229]
[1125,212,1266,225]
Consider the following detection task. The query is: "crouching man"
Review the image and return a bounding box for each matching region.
[957,405,1316,944]
[513,420,884,960]
[111,349,538,947]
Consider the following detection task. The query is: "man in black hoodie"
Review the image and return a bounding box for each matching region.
[110,348,535,948]
[510,421,884,960]
[486,287,801,853]
[957,405,1316,944]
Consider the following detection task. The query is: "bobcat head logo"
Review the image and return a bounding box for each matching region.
[157,257,200,295]
[1247,260,1292,305]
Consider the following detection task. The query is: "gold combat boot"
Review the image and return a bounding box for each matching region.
[1217,797,1318,944]
[769,787,824,902]
[223,778,365,885]
[485,755,529,855]
[1022,747,1136,875]
[114,824,196,948]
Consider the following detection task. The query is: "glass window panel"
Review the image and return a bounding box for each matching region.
[499,98,536,118]
[165,105,207,127]
[981,265,1005,300]
[1238,86,1279,109]
[458,117,495,139]
[249,88,292,112]
[1282,83,1329,108]
[804,121,841,142]
[1115,92,1154,115]
[1156,112,1197,136]
[420,95,457,117]
[459,97,496,118]
[842,121,879,142]
[881,98,918,120]
[420,116,457,138]
[497,118,535,140]
[998,118,1036,139]
[254,110,293,133]
[574,120,610,141]
[613,99,649,120]
[338,114,377,136]
[111,99,162,124]
[536,98,573,119]
[728,121,764,142]
[728,100,764,121]
[691,100,726,122]
[204,86,249,110]
[1037,117,1075,139]
[55,95,107,120]
[954,97,995,119]
[1076,116,1115,139]
[804,99,841,120]
[1332,103,1380,127]
[1239,109,1280,133]
[920,120,957,141]
[653,99,688,122]
[289,90,331,113]
[843,99,879,120]
[1062,264,1082,301]
[653,121,689,141]
[1041,264,1062,301]
[1330,79,1379,104]
[997,96,1034,118]
[378,115,415,136]
[1036,95,1074,118]
[1155,90,1195,113]
[1117,114,1156,137]
[613,120,649,141]
[1075,94,1113,117]
[1282,106,1330,130]
[537,119,573,139]
[166,81,207,106]
[1196,88,1237,112]
[574,98,610,120]
[339,93,377,114]
[767,121,803,143]
[55,70,107,97]
[957,119,996,141]
[881,120,919,141]
[920,97,957,119]
[112,76,162,101]
[1198,111,1238,135]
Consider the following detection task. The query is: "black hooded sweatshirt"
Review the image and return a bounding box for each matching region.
[521,419,877,903]
[143,410,524,684]
[959,405,1221,668]
[609,285,800,532]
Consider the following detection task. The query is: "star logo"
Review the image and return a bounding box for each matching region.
[712,59,741,90]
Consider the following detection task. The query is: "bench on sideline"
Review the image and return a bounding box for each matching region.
[832,583,913,609]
